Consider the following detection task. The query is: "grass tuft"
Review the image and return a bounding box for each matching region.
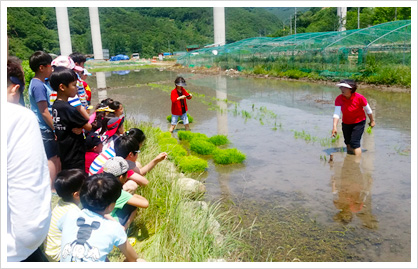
[213,148,246,164]
[190,139,217,155]
[178,155,208,173]
[208,135,230,146]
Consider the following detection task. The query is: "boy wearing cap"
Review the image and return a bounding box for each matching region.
[50,66,92,170]
[28,51,61,190]
[169,76,192,133]
[103,157,149,231]
[85,132,103,174]
[332,79,375,156]
[51,55,90,121]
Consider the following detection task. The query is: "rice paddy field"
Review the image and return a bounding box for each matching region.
[86,67,412,262]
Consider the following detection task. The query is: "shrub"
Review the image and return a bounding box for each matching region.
[178,131,208,142]
[208,135,230,146]
[178,156,208,173]
[190,139,216,155]
[213,148,246,164]
[167,113,194,124]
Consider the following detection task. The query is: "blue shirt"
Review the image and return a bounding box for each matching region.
[28,78,53,130]
[57,208,127,262]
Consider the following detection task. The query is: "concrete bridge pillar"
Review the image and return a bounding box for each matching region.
[89,7,104,60]
[55,7,72,55]
[213,7,226,46]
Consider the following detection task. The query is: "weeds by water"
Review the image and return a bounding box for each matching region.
[108,120,247,261]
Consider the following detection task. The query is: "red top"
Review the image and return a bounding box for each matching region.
[85,151,99,174]
[171,87,192,115]
[335,92,368,124]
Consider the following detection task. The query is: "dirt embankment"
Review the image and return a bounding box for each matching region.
[163,63,411,93]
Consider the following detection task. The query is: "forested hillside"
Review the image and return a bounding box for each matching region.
[7,7,411,60]
[7,7,281,59]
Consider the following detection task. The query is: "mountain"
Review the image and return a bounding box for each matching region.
[7,7,284,59]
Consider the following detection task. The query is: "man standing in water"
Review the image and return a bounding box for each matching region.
[332,79,375,156]
[169,76,192,133]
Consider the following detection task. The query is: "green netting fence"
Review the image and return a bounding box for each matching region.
[177,20,411,82]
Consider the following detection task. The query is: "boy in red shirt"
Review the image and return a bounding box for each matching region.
[169,76,192,133]
[84,132,103,174]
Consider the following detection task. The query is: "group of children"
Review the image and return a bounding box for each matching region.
[7,49,195,262]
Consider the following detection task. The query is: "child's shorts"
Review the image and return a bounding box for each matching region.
[114,204,137,226]
[171,113,189,125]
[342,120,366,149]
[41,128,59,159]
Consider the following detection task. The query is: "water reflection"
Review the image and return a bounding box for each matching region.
[330,131,378,229]
[215,76,228,136]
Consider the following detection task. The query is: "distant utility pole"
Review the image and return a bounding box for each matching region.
[358,7,360,29]
[294,7,297,35]
[337,7,347,31]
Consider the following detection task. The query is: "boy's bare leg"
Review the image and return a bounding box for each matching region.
[48,156,61,192]
[185,124,190,131]
[169,125,175,133]
[124,210,137,231]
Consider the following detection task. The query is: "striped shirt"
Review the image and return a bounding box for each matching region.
[50,91,82,108]
[44,199,80,262]
[89,145,116,175]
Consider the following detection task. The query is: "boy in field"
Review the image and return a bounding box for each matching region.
[50,66,92,170]
[44,169,86,262]
[58,173,144,262]
[28,51,60,190]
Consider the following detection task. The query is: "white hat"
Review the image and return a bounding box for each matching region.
[103,156,136,177]
[52,55,84,72]
[336,82,352,89]
[83,68,92,76]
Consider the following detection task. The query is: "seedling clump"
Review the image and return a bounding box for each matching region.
[208,135,230,146]
[178,155,208,173]
[213,148,246,164]
[190,139,216,155]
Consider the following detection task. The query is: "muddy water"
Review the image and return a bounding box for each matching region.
[87,69,411,262]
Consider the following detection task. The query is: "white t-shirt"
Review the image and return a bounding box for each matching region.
[58,208,127,262]
[6,102,51,261]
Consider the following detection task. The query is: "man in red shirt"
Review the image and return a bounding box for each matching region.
[332,79,375,156]
[169,76,192,133]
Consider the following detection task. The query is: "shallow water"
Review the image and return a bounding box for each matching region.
[87,69,411,262]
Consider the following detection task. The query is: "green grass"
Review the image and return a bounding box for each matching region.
[213,148,246,165]
[190,139,217,155]
[208,135,230,146]
[108,120,246,262]
[178,131,208,142]
[178,155,208,173]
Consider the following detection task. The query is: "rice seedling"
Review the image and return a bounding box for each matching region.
[213,148,246,165]
[208,135,230,146]
[178,131,209,142]
[366,126,373,135]
[190,139,217,155]
[178,155,208,173]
